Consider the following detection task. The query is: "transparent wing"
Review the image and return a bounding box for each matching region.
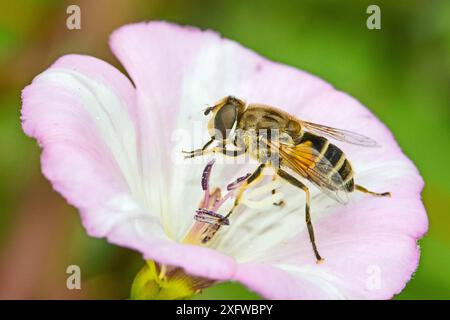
[301,121,379,147]
[277,141,350,204]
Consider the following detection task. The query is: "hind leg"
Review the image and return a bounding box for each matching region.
[277,169,323,263]
[355,184,391,197]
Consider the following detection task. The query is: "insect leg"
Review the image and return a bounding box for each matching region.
[271,175,285,206]
[277,169,323,263]
[184,145,246,159]
[355,184,391,197]
[222,163,266,221]
[182,137,215,158]
[217,146,247,157]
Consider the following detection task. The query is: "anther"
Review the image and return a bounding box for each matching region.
[226,173,251,190]
[201,159,216,191]
[195,208,230,226]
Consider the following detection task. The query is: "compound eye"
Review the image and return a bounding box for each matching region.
[214,103,237,140]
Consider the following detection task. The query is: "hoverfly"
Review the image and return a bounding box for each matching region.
[183,96,390,262]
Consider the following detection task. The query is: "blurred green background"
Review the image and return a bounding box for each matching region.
[0,0,448,299]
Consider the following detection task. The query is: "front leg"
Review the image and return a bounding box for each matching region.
[183,143,247,159]
[182,137,215,158]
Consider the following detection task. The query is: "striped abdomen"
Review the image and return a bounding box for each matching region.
[295,131,355,192]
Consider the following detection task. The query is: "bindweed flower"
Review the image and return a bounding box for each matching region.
[21,21,427,299]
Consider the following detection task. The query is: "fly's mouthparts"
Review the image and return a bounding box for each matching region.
[194,208,230,226]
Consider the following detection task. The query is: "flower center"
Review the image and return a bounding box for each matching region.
[182,160,284,246]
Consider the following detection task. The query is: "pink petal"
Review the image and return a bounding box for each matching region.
[234,182,427,299]
[22,54,142,236]
[21,53,237,282]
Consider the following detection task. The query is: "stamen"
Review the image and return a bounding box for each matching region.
[208,172,251,212]
[201,159,215,208]
[183,163,287,247]
[183,160,230,246]
[227,173,251,190]
[201,159,215,191]
[211,189,234,212]
[194,208,230,226]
